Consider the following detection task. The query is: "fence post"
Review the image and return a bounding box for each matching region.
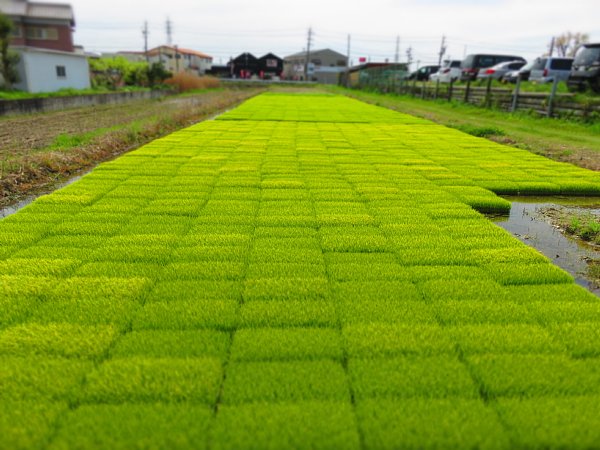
[485,77,493,108]
[448,79,454,102]
[511,75,522,112]
[547,77,559,118]
[434,79,440,99]
[421,81,426,99]
[464,79,471,104]
[412,77,417,97]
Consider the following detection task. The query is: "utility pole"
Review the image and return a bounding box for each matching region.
[175,45,180,72]
[438,35,447,66]
[549,36,555,57]
[142,21,149,64]
[406,46,413,70]
[394,35,400,63]
[345,34,351,87]
[304,27,313,81]
[166,17,173,46]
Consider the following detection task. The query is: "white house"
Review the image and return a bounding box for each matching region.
[0,0,90,92]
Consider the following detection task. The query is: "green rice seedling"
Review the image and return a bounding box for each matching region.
[467,354,600,397]
[75,262,163,279]
[28,298,140,330]
[327,262,410,282]
[239,300,337,328]
[0,275,57,298]
[484,263,573,285]
[33,193,98,207]
[433,300,536,325]
[333,280,422,302]
[320,226,388,253]
[349,356,479,399]
[504,284,600,303]
[406,265,493,283]
[249,243,323,263]
[1,212,65,224]
[496,396,600,449]
[146,280,241,302]
[202,200,259,216]
[317,214,377,227]
[210,401,360,450]
[256,215,317,228]
[246,263,326,279]
[230,328,342,362]
[0,296,37,328]
[0,232,41,247]
[324,252,398,266]
[0,401,67,450]
[160,262,246,281]
[450,324,565,355]
[387,233,456,250]
[357,398,509,450]
[243,278,329,302]
[89,244,173,263]
[49,403,213,450]
[420,279,505,302]
[469,247,549,265]
[106,233,180,247]
[395,246,478,266]
[343,324,455,357]
[313,201,369,215]
[548,322,600,357]
[0,222,54,235]
[0,324,118,359]
[0,357,92,401]
[80,357,222,404]
[258,201,314,217]
[515,181,562,195]
[48,221,124,237]
[45,277,151,302]
[261,189,310,201]
[0,259,78,277]
[111,330,230,359]
[142,199,203,216]
[181,232,251,247]
[132,300,238,331]
[172,245,249,263]
[222,360,349,404]
[309,189,361,202]
[253,237,321,251]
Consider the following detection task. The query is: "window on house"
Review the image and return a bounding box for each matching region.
[56,66,66,78]
[26,27,59,40]
[11,26,22,38]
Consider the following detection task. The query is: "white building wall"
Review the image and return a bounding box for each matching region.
[14,49,90,93]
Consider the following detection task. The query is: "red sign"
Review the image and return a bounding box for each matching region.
[359,57,367,63]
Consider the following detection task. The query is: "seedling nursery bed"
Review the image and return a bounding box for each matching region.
[2,92,600,449]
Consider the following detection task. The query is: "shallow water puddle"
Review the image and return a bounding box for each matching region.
[490,196,600,295]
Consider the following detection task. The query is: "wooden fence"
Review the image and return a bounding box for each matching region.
[360,77,600,119]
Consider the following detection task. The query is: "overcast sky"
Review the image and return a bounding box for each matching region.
[71,0,600,66]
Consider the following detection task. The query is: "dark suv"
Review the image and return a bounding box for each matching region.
[567,43,600,93]
[408,65,440,81]
[460,54,526,81]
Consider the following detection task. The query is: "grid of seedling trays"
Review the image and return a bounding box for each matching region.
[2,92,600,449]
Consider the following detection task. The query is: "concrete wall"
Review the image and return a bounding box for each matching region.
[14,49,90,93]
[0,89,173,117]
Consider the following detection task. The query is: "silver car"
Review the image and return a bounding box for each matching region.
[529,57,573,83]
[477,60,526,81]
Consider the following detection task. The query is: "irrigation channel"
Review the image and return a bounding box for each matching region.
[491,197,600,296]
[4,93,600,449]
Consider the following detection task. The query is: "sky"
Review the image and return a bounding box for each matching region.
[70,0,600,67]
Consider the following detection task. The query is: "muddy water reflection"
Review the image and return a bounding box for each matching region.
[491,197,600,296]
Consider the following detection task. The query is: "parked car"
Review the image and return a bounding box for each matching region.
[567,43,600,93]
[431,60,462,83]
[529,57,573,83]
[477,60,527,81]
[503,60,535,83]
[460,54,526,81]
[408,65,440,81]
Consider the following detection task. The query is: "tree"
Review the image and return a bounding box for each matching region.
[89,56,150,89]
[0,12,19,89]
[551,31,590,58]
